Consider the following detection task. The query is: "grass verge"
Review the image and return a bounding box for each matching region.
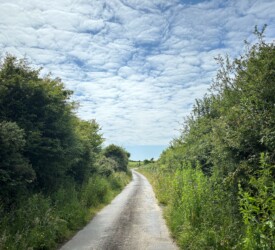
[139,164,243,250]
[0,172,131,250]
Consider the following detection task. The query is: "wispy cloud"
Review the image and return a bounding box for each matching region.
[1,0,275,158]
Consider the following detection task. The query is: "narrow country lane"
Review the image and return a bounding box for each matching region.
[60,170,178,250]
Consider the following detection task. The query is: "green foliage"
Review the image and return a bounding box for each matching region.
[52,185,88,232]
[239,153,275,250]
[139,165,173,205]
[96,155,117,177]
[143,159,151,165]
[81,172,131,208]
[108,171,132,190]
[169,26,275,182]
[103,144,129,172]
[0,194,64,250]
[0,172,131,249]
[127,160,139,168]
[0,121,35,204]
[69,119,104,184]
[174,165,242,249]
[0,55,106,197]
[81,175,111,207]
[0,55,77,192]
[142,164,242,249]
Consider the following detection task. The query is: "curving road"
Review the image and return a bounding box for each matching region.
[60,170,178,250]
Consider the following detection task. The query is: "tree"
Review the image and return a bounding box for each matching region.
[0,121,35,204]
[0,55,77,192]
[210,26,275,180]
[143,159,150,165]
[69,119,104,184]
[103,144,129,172]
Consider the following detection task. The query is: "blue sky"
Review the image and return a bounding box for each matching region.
[0,0,275,160]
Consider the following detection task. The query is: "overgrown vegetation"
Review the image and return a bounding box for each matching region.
[0,55,131,249]
[141,26,274,249]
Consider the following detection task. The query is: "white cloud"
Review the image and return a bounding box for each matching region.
[0,0,274,151]
[79,19,105,33]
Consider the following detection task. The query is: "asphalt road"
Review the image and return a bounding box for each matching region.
[60,170,178,250]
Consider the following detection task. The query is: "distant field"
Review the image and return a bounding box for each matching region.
[128,161,142,168]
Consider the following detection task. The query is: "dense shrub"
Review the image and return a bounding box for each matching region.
[103,144,129,172]
[96,155,117,177]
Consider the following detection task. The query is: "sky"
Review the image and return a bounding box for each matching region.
[0,0,274,160]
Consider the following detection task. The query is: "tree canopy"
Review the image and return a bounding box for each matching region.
[103,144,130,172]
[0,55,127,206]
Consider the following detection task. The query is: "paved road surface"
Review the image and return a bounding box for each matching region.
[60,170,178,250]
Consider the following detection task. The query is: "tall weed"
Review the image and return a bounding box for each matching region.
[81,175,111,207]
[178,166,242,249]
[142,164,243,249]
[0,194,64,249]
[108,171,131,190]
[53,186,87,232]
[239,153,275,250]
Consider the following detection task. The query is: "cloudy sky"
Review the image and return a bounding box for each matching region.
[0,0,274,160]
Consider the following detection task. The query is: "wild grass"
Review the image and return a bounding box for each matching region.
[0,172,131,250]
[128,161,141,169]
[140,164,243,250]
